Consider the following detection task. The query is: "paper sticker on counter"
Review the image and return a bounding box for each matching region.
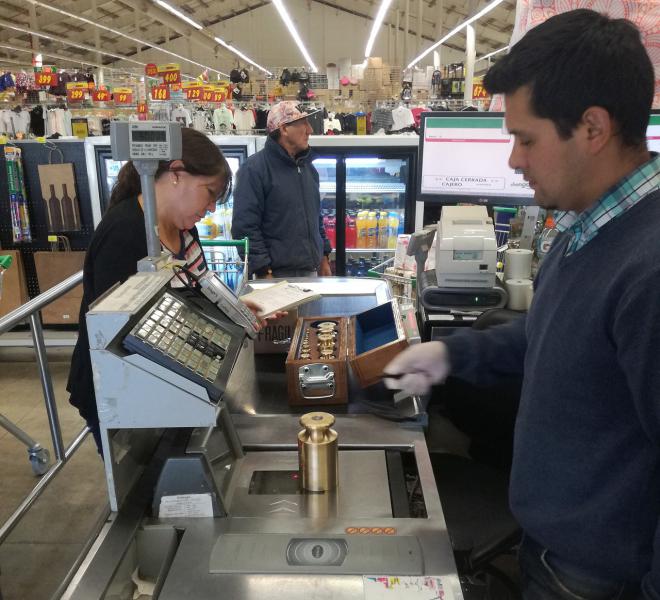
[159,493,213,518]
[363,575,455,600]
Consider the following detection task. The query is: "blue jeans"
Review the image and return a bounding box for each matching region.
[518,535,640,600]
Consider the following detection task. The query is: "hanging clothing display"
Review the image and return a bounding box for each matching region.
[233,107,256,132]
[213,105,234,133]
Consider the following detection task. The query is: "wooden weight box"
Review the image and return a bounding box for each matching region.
[286,301,411,406]
[286,317,349,406]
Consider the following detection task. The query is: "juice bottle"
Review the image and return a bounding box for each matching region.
[356,210,369,248]
[345,211,357,249]
[325,211,337,249]
[387,211,399,248]
[367,211,378,249]
[198,213,217,239]
[378,210,389,248]
[397,212,405,236]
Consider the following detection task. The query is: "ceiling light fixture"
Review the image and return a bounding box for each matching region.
[364,0,394,58]
[406,0,506,69]
[0,19,146,66]
[154,0,203,30]
[477,45,509,61]
[272,0,317,72]
[214,37,272,76]
[22,1,229,77]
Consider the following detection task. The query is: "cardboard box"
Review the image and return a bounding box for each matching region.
[286,316,349,406]
[0,250,28,318]
[33,251,85,325]
[253,308,298,354]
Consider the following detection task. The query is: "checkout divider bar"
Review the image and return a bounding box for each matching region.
[0,270,92,545]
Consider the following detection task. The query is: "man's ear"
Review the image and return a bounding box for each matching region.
[580,106,613,154]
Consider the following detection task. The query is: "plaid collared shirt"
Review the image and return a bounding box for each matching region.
[554,152,660,255]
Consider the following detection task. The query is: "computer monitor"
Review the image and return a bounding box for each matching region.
[647,110,660,153]
[417,112,535,206]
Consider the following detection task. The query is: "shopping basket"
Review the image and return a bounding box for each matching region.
[201,238,248,294]
[368,256,416,309]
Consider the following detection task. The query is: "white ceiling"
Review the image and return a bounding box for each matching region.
[0,0,516,77]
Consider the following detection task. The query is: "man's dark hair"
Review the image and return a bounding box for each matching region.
[484,9,654,147]
[269,128,282,141]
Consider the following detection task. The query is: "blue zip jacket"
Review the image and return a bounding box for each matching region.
[232,137,331,275]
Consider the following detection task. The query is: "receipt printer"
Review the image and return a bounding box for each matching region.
[436,205,497,288]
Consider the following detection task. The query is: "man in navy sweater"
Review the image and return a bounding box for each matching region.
[386,10,659,600]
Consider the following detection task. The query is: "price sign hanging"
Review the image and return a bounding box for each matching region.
[113,87,134,105]
[35,72,58,87]
[151,85,170,101]
[66,87,85,103]
[137,102,148,115]
[92,89,111,102]
[145,63,159,77]
[184,85,203,101]
[159,63,181,86]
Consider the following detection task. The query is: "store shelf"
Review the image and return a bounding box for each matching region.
[320,182,407,194]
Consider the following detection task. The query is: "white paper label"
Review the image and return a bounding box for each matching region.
[363,575,455,600]
[159,493,214,518]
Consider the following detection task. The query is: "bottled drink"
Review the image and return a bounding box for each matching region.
[46,183,63,232]
[387,211,399,249]
[355,258,367,277]
[378,210,388,248]
[536,214,558,262]
[198,213,217,239]
[345,212,357,249]
[325,211,336,249]
[356,210,369,248]
[397,213,405,236]
[367,211,378,249]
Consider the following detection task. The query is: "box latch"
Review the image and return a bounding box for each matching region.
[298,363,336,400]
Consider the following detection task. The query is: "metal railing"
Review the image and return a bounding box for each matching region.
[0,270,93,544]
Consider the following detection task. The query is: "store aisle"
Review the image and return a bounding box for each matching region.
[0,349,107,600]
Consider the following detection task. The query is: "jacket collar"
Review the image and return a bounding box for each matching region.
[265,136,315,167]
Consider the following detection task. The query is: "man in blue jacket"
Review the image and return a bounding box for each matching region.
[232,101,332,278]
[385,10,659,600]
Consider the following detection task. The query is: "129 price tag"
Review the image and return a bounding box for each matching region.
[185,86,203,101]
[35,72,57,87]
[151,85,170,101]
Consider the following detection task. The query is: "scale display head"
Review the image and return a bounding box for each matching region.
[111,121,182,162]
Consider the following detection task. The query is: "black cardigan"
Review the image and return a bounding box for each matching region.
[67,197,201,423]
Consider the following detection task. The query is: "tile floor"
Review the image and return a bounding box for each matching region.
[0,347,108,600]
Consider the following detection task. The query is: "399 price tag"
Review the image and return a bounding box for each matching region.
[35,72,57,87]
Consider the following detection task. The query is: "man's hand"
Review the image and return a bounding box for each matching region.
[383,341,451,396]
[318,256,333,277]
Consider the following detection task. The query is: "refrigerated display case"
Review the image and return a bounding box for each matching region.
[84,136,257,229]
[309,136,418,276]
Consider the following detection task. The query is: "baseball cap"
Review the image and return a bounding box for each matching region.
[266,101,321,132]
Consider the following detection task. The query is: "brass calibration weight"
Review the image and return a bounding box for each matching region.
[298,412,338,492]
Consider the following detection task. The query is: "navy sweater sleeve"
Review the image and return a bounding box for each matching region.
[613,266,660,599]
[232,159,271,274]
[442,314,527,387]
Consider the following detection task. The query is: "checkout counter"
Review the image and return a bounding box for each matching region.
[58,121,465,600]
[59,273,464,600]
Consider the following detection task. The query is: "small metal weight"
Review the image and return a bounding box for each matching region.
[298,412,338,492]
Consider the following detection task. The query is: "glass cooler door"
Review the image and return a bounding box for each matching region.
[344,156,407,276]
[313,157,339,275]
